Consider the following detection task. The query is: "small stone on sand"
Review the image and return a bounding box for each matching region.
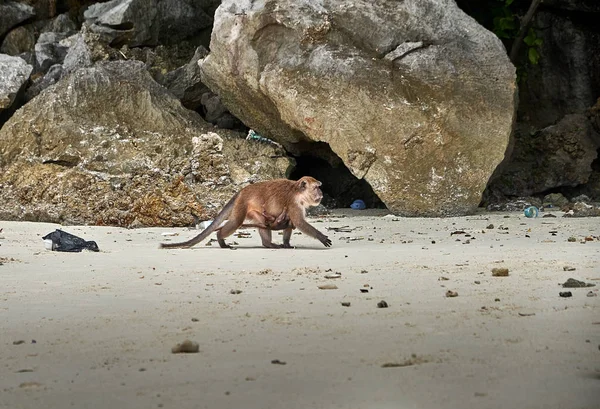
[171,339,199,354]
[492,268,509,277]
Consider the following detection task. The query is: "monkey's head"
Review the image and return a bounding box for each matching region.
[296,176,324,207]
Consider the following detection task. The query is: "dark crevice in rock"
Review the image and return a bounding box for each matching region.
[288,146,385,209]
[42,159,78,167]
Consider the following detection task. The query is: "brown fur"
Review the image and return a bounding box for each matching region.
[160,177,331,249]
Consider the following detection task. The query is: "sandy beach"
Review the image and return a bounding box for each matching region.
[1,210,599,409]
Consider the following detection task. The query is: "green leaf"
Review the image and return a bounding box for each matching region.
[505,0,515,5]
[528,47,540,65]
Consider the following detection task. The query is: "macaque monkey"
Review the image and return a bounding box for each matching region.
[160,177,331,249]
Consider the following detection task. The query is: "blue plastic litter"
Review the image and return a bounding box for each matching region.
[524,206,539,218]
[350,199,366,210]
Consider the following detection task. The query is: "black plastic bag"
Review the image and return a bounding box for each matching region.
[42,229,100,252]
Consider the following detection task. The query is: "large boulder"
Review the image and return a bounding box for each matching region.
[0,54,33,114]
[0,61,292,227]
[200,0,517,216]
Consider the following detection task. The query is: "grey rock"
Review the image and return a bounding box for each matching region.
[25,63,62,101]
[34,31,69,73]
[161,46,210,110]
[543,193,570,208]
[62,33,93,75]
[41,13,78,35]
[0,60,292,226]
[0,25,36,56]
[201,93,230,123]
[200,0,517,216]
[0,1,35,38]
[156,0,218,44]
[571,194,591,203]
[571,201,600,217]
[84,0,159,47]
[0,54,33,112]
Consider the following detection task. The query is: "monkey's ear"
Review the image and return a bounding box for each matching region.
[299,179,307,190]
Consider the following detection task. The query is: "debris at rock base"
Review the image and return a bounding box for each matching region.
[381,354,429,368]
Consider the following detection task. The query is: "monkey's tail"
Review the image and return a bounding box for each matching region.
[159,193,238,249]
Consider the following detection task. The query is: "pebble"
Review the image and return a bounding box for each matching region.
[377,300,389,308]
[318,284,338,290]
[445,290,458,298]
[492,268,509,277]
[171,339,200,354]
[271,359,286,365]
[324,272,342,279]
[230,289,242,294]
[474,280,481,284]
[360,288,369,293]
[341,302,351,307]
[567,236,577,242]
[562,278,595,288]
[12,340,25,345]
[559,291,573,298]
[563,266,576,271]
[587,291,597,297]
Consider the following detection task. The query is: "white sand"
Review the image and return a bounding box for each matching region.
[1,210,599,409]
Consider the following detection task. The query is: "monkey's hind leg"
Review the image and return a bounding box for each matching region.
[258,228,282,249]
[216,219,241,248]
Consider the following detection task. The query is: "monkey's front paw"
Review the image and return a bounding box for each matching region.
[319,235,332,247]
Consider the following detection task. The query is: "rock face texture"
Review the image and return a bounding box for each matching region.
[200,0,517,216]
[490,114,599,196]
[485,1,600,200]
[0,61,292,226]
